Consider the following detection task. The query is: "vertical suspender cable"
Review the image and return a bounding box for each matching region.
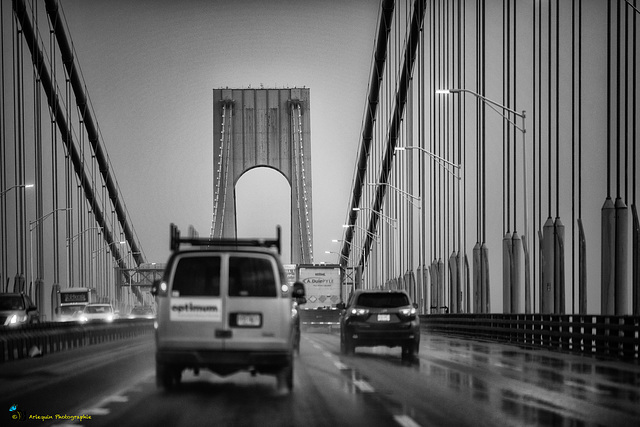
[507,1,516,233]
[50,22,61,287]
[602,0,615,314]
[552,0,558,219]
[614,0,629,315]
[616,0,621,201]
[555,0,565,314]
[462,0,468,313]
[548,1,553,219]
[572,0,576,314]
[542,0,554,313]
[633,0,639,315]
[578,0,586,315]
[532,0,537,312]
[0,1,6,291]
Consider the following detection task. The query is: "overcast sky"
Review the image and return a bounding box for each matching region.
[60,0,380,265]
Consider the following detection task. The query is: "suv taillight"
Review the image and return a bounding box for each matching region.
[398,307,417,320]
[349,307,369,317]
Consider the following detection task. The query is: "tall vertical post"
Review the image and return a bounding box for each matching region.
[614,197,628,314]
[542,217,555,313]
[601,197,616,314]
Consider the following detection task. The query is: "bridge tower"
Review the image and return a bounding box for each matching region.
[211,88,313,264]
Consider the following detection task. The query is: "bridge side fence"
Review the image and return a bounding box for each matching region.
[420,314,640,362]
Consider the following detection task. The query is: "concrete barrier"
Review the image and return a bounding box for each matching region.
[0,319,154,363]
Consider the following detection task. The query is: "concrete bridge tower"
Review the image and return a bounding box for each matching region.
[211,88,313,264]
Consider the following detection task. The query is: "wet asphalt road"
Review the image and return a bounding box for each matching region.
[2,329,639,426]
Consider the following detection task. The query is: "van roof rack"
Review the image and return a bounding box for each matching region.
[170,223,281,254]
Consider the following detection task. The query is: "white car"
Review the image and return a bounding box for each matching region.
[79,303,117,323]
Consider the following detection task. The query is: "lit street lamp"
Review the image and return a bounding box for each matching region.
[437,87,530,313]
[0,183,34,197]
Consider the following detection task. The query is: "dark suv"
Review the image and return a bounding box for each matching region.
[338,289,419,361]
[152,224,305,392]
[0,293,40,326]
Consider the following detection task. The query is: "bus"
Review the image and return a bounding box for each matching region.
[55,287,97,322]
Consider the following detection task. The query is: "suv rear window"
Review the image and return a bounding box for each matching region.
[172,256,221,296]
[356,293,409,308]
[229,256,277,297]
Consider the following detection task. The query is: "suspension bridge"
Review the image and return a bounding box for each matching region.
[0,0,639,332]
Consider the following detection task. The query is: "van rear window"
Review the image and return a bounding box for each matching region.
[228,256,277,297]
[172,256,221,296]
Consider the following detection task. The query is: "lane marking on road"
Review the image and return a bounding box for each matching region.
[564,379,607,395]
[53,373,155,426]
[394,414,422,427]
[333,361,349,370]
[353,379,375,393]
[103,394,129,403]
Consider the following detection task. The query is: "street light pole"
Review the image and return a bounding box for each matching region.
[352,207,397,227]
[29,207,71,319]
[395,146,462,180]
[332,239,365,252]
[29,208,72,288]
[342,224,379,241]
[437,87,530,314]
[0,184,34,292]
[325,251,350,264]
[0,183,34,197]
[367,182,422,209]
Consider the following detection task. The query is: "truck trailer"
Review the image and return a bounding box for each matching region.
[296,264,343,331]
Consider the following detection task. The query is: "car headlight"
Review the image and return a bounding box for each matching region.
[8,314,27,325]
[79,315,88,322]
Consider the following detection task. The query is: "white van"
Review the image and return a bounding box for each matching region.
[152,224,305,392]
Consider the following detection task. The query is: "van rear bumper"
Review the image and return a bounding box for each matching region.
[156,349,291,373]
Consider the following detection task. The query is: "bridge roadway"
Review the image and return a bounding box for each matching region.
[1,330,638,427]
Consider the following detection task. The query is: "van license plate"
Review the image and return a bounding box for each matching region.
[237,314,261,327]
[377,314,390,321]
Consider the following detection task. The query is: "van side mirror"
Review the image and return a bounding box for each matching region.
[292,281,306,304]
[336,302,346,310]
[151,279,160,297]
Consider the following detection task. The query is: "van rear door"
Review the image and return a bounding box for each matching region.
[159,254,225,350]
[224,254,289,352]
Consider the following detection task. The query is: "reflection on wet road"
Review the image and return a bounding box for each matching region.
[306,331,640,426]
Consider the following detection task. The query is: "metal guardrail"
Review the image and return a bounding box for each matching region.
[0,319,154,363]
[420,314,640,362]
